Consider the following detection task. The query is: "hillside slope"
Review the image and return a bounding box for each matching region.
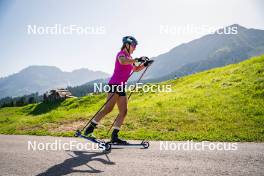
[0,55,263,141]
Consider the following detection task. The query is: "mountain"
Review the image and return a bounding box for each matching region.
[0,66,109,98]
[1,54,263,141]
[145,24,264,80]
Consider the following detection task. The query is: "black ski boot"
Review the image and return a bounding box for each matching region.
[111,129,128,144]
[84,122,97,138]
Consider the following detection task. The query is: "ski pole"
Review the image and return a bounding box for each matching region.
[106,65,151,134]
[80,71,135,132]
[77,58,152,134]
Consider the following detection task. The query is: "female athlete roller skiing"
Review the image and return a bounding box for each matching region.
[84,36,151,144]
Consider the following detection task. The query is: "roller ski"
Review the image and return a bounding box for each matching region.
[74,130,111,151]
[74,121,112,151]
[106,139,150,149]
[74,126,149,151]
[74,130,112,151]
[104,129,150,149]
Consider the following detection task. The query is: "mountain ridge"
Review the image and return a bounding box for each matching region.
[0,65,109,98]
[144,24,264,79]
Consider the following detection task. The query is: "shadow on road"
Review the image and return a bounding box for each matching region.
[36,150,115,176]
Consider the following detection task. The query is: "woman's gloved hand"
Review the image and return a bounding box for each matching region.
[135,56,149,63]
[143,60,154,67]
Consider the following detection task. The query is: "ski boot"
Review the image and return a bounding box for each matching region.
[111,129,128,145]
[83,122,97,139]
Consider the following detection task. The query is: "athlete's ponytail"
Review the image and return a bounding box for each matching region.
[121,44,126,50]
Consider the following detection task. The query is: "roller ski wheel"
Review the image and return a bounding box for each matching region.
[141,141,150,149]
[104,142,112,151]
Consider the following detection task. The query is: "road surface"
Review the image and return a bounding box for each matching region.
[0,135,263,176]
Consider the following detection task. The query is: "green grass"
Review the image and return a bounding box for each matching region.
[0,54,264,141]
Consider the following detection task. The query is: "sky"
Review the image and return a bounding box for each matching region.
[0,0,263,77]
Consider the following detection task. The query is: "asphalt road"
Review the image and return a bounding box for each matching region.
[0,135,263,176]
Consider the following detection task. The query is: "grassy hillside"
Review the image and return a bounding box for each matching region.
[0,55,264,141]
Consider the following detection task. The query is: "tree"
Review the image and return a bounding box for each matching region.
[28,97,35,104]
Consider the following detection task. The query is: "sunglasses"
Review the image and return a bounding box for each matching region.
[131,44,137,48]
